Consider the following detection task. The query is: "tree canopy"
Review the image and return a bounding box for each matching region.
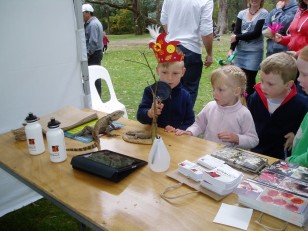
[85,0,276,35]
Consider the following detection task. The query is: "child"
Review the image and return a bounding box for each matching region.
[137,32,195,132]
[176,65,259,150]
[102,32,109,54]
[248,52,308,160]
[288,45,308,166]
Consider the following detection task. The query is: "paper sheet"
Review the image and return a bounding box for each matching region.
[213,203,253,230]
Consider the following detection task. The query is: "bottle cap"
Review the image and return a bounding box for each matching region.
[48,117,61,128]
[25,112,39,123]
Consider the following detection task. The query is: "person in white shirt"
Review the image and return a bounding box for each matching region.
[160,0,214,107]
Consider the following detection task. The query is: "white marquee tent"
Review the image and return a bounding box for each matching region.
[0,0,92,216]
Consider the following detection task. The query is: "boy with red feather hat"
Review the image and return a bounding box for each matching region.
[137,26,195,132]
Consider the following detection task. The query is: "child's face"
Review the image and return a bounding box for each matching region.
[156,62,185,89]
[212,81,240,107]
[260,71,292,100]
[297,57,308,94]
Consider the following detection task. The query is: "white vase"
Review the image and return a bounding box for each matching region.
[148,137,170,172]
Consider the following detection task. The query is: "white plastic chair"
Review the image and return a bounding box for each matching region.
[88,65,128,118]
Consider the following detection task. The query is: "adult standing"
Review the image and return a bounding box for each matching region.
[262,0,298,57]
[274,0,308,58]
[82,3,103,96]
[160,0,214,107]
[228,0,268,97]
[274,0,308,96]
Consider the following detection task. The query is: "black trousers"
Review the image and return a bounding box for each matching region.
[178,45,203,107]
[241,68,258,97]
[88,50,103,96]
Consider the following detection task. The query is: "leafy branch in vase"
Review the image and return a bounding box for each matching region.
[125,52,159,141]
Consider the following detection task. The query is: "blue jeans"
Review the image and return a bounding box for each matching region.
[178,45,203,107]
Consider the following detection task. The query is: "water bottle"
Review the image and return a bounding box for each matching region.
[46,117,67,163]
[25,112,45,155]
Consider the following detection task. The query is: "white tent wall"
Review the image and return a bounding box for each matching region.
[0,0,86,134]
[0,0,88,217]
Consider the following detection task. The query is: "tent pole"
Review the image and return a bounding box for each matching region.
[74,0,92,109]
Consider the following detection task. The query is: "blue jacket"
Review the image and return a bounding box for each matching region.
[137,83,195,130]
[248,83,308,159]
[84,16,103,55]
[263,0,298,57]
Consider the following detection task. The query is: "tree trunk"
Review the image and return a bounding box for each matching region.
[133,0,143,35]
[242,0,248,9]
[105,7,110,34]
[217,0,228,35]
[156,0,162,25]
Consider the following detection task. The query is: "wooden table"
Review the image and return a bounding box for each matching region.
[0,114,304,231]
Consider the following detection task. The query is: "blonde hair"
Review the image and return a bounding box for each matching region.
[299,45,308,61]
[157,60,184,69]
[260,52,297,83]
[210,65,247,105]
[157,47,184,68]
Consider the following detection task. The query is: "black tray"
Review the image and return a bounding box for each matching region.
[71,150,147,182]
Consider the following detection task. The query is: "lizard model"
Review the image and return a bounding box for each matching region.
[122,130,152,145]
[66,110,124,151]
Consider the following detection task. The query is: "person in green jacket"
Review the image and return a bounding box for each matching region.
[288,45,308,167]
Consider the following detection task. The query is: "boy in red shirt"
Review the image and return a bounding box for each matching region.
[102,32,109,54]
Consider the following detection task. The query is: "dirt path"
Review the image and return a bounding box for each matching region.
[109,37,150,49]
[109,35,225,49]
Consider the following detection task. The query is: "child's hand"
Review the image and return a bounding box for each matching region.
[217,132,239,145]
[147,102,164,118]
[175,129,192,136]
[227,49,234,58]
[284,132,295,151]
[165,125,175,133]
[273,33,282,43]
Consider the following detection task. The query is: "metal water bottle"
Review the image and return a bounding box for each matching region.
[25,112,45,155]
[46,118,67,163]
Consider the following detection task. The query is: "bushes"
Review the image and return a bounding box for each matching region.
[109,10,134,34]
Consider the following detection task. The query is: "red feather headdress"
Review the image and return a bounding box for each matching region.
[147,25,184,63]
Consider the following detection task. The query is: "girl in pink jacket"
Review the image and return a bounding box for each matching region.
[176,65,259,150]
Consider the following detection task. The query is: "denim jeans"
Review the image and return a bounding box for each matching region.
[178,45,203,107]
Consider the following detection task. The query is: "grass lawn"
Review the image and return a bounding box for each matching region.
[0,34,231,230]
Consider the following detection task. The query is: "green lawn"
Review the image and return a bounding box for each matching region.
[0,34,231,230]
